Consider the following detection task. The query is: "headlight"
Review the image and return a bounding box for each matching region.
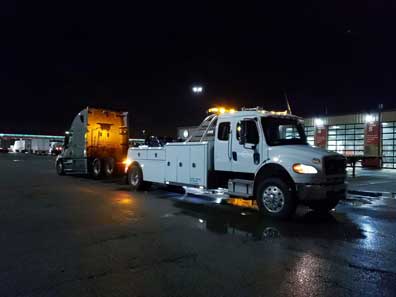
[292,163,318,174]
[123,158,132,167]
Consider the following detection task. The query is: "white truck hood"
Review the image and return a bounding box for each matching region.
[268,144,340,161]
[267,144,344,184]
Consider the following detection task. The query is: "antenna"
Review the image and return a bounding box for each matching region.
[284,91,292,114]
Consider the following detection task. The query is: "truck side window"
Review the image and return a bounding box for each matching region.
[218,122,230,141]
[236,121,259,144]
[246,121,259,144]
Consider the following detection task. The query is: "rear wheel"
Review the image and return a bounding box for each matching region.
[104,157,115,177]
[91,158,102,179]
[128,164,150,191]
[256,178,296,219]
[56,160,65,176]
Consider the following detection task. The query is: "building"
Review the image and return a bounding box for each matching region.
[305,110,396,169]
[0,133,65,151]
[177,109,396,169]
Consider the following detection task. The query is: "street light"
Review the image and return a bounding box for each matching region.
[365,114,375,123]
[314,118,324,127]
[192,85,203,94]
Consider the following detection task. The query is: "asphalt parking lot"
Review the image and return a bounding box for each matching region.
[1,154,396,297]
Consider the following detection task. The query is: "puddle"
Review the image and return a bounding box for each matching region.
[169,198,365,242]
[342,196,374,206]
[151,189,366,242]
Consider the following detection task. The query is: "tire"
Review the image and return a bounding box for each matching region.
[307,198,340,213]
[91,158,102,179]
[56,160,65,176]
[256,178,296,219]
[128,163,150,191]
[104,157,116,177]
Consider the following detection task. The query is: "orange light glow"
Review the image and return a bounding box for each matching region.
[227,198,258,209]
[208,107,237,114]
[118,198,132,205]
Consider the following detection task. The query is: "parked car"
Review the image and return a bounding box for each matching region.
[0,148,9,153]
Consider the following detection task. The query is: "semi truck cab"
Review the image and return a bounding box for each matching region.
[56,107,129,178]
[126,107,346,219]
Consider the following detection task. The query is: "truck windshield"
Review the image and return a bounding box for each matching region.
[261,117,307,146]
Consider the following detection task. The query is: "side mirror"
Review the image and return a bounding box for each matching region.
[64,131,71,148]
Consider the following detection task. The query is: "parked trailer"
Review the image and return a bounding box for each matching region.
[31,139,50,155]
[125,107,347,219]
[56,107,129,178]
[13,140,31,153]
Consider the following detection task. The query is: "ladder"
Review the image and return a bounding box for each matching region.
[186,114,218,142]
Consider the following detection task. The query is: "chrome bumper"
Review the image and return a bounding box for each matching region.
[296,183,347,201]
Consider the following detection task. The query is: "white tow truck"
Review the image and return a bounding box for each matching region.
[125,107,346,218]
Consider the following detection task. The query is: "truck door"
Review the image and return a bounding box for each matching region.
[214,121,232,171]
[231,118,261,173]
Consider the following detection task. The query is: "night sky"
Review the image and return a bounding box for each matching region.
[1,1,396,137]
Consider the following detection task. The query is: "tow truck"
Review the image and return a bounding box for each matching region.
[125,107,346,219]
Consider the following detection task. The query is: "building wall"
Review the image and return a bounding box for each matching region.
[305,110,396,168]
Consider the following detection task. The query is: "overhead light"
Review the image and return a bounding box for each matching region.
[365,114,375,123]
[183,130,189,138]
[314,118,324,127]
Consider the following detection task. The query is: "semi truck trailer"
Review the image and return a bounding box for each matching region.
[31,139,50,155]
[13,140,31,153]
[125,107,346,219]
[56,107,129,178]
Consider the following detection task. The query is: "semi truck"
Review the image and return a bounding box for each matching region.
[56,107,129,178]
[31,139,50,155]
[125,107,346,219]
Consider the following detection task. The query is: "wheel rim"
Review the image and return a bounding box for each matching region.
[93,160,101,175]
[106,161,114,175]
[262,186,285,213]
[57,162,63,173]
[130,168,140,186]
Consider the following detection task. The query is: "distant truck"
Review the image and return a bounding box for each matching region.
[56,107,129,178]
[13,140,31,153]
[31,139,50,155]
[125,107,346,219]
[49,142,63,155]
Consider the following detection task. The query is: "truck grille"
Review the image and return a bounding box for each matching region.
[324,156,346,175]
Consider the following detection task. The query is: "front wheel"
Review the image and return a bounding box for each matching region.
[256,178,296,219]
[56,160,65,176]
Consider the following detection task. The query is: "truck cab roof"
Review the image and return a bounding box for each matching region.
[215,109,302,121]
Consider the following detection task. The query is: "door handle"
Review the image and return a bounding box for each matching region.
[253,152,260,164]
[232,151,237,161]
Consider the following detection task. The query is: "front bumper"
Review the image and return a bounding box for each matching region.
[296,182,347,201]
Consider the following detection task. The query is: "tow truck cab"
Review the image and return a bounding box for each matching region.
[126,108,346,219]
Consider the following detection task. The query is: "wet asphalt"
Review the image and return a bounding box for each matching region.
[0,154,396,297]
